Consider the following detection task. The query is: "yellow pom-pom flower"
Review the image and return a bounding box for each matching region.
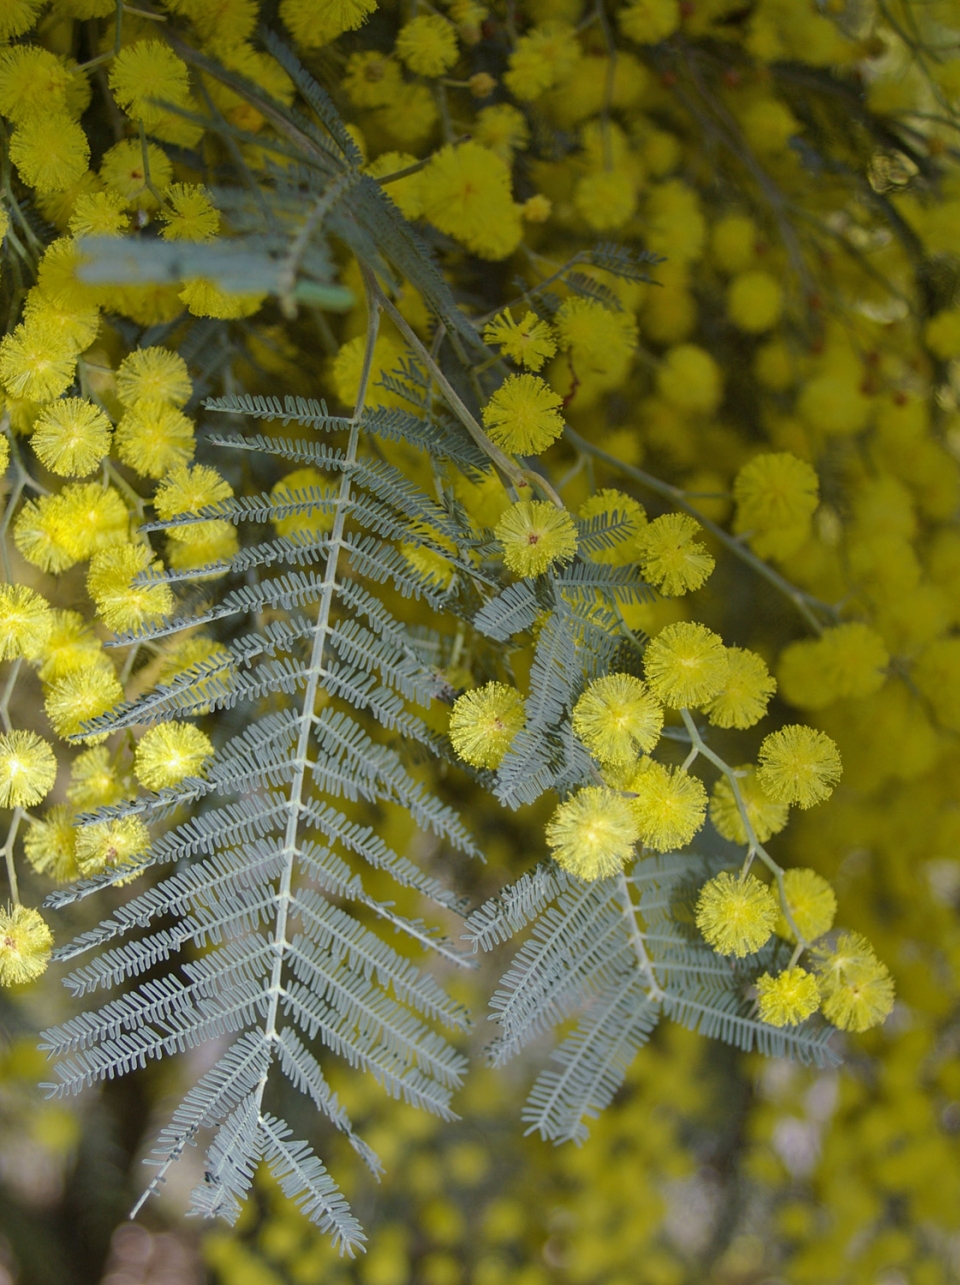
[419,141,522,261]
[733,452,819,561]
[545,786,640,881]
[777,623,888,710]
[45,662,124,743]
[68,745,128,810]
[107,40,192,134]
[279,0,376,47]
[813,932,895,1033]
[776,868,837,943]
[0,321,77,402]
[643,622,729,709]
[13,496,78,574]
[704,647,776,730]
[481,374,565,455]
[483,312,557,372]
[9,110,89,194]
[757,724,842,809]
[115,402,195,478]
[756,968,821,1027]
[100,138,172,209]
[88,543,174,634]
[695,870,778,957]
[628,760,707,851]
[0,904,53,985]
[158,183,220,243]
[709,768,788,846]
[116,346,191,408]
[396,14,458,76]
[49,482,129,564]
[637,513,714,596]
[24,805,80,881]
[656,344,722,415]
[68,190,129,238]
[0,585,53,661]
[495,501,578,578]
[0,730,56,808]
[31,397,112,477]
[449,683,525,769]
[572,673,663,765]
[135,721,214,790]
[75,815,150,877]
[619,0,680,43]
[0,46,88,122]
[504,21,581,101]
[36,610,102,683]
[727,270,783,333]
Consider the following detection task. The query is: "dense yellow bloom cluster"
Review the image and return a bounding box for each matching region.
[0,0,956,1274]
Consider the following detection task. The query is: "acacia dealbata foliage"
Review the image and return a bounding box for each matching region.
[0,0,956,1280]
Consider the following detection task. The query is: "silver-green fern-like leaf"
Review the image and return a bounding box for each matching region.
[41,379,483,1253]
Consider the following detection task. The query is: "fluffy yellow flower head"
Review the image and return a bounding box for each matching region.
[504,21,580,101]
[695,871,778,957]
[553,297,638,385]
[0,585,52,661]
[24,805,79,882]
[0,730,56,808]
[279,0,376,47]
[727,270,783,333]
[704,647,776,730]
[483,312,557,372]
[776,867,837,943]
[756,968,821,1027]
[135,721,214,790]
[31,398,112,477]
[481,374,565,455]
[36,610,102,683]
[9,111,90,194]
[643,622,729,709]
[572,673,663,765]
[68,745,128,810]
[628,760,706,851]
[116,347,191,409]
[495,501,578,577]
[0,46,88,122]
[343,51,403,108]
[733,452,819,560]
[619,0,680,43]
[0,321,77,402]
[656,344,722,415]
[757,725,842,808]
[709,768,788,846]
[419,141,522,261]
[88,543,174,634]
[777,623,888,710]
[449,683,525,769]
[545,786,639,881]
[0,904,53,986]
[396,14,458,75]
[475,104,529,163]
[68,190,129,238]
[115,402,195,478]
[159,184,220,244]
[813,932,895,1033]
[108,40,192,134]
[45,663,124,743]
[638,513,714,597]
[100,139,172,209]
[75,815,150,877]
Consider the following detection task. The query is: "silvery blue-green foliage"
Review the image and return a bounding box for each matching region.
[466,852,840,1147]
[38,364,492,1253]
